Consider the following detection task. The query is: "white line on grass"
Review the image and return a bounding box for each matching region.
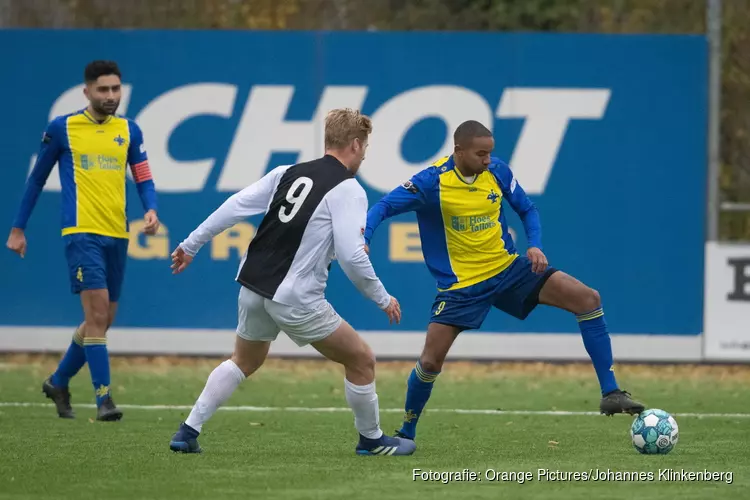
[0,402,748,418]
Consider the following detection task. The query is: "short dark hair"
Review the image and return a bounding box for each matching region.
[84,60,121,83]
[454,120,492,147]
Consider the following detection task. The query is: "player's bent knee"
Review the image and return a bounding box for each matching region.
[231,353,264,377]
[418,357,443,374]
[346,342,375,382]
[360,344,375,372]
[231,341,269,377]
[352,342,375,369]
[583,287,602,312]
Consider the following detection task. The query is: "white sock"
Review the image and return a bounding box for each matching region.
[185,359,246,432]
[344,378,383,440]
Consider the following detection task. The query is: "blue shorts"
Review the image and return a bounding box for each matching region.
[430,256,558,331]
[63,233,128,302]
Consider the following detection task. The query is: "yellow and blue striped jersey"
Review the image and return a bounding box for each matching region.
[13,109,157,239]
[365,155,542,291]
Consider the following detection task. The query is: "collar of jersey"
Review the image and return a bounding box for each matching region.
[443,156,479,185]
[81,108,114,125]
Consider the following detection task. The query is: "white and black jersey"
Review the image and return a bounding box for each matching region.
[179,155,391,311]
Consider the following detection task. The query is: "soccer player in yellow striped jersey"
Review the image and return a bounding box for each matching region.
[365,120,644,441]
[6,61,160,422]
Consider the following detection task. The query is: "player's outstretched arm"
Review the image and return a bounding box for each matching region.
[127,120,159,235]
[6,120,63,258]
[364,171,432,248]
[176,166,287,264]
[329,180,396,317]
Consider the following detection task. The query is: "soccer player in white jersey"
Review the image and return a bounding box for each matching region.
[167,108,415,456]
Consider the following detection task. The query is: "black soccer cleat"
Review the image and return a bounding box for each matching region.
[96,396,123,422]
[394,430,414,441]
[600,389,645,416]
[42,377,75,419]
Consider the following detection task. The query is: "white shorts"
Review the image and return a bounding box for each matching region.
[236,286,342,347]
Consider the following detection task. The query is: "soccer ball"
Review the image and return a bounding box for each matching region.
[630,409,679,454]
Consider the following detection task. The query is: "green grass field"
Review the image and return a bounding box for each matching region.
[1,354,748,499]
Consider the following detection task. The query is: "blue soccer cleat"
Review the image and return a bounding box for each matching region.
[169,422,202,454]
[355,433,417,456]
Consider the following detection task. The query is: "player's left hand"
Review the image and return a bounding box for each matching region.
[527,247,548,274]
[143,210,160,236]
[171,245,193,275]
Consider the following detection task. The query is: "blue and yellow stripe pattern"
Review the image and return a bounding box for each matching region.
[414,361,439,383]
[576,307,605,323]
[82,337,108,346]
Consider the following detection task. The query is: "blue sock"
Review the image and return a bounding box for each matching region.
[51,328,87,388]
[577,308,618,395]
[398,361,439,439]
[83,337,111,407]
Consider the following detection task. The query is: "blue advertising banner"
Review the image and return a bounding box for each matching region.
[0,31,707,349]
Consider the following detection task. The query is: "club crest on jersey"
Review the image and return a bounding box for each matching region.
[487,189,499,203]
[401,180,418,194]
[113,135,126,146]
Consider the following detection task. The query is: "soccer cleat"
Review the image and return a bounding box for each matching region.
[600,389,645,416]
[170,422,202,453]
[355,433,417,456]
[96,396,123,421]
[395,429,414,441]
[42,378,75,419]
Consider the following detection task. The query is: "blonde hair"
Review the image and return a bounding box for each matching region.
[324,108,372,149]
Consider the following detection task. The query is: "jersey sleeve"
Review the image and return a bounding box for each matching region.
[364,167,436,245]
[179,165,288,257]
[328,180,391,310]
[12,118,63,229]
[127,120,157,213]
[490,159,543,249]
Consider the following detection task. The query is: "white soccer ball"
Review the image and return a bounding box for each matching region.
[630,408,679,454]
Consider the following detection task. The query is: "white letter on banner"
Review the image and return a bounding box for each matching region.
[361,85,493,194]
[217,85,368,191]
[135,83,238,192]
[497,88,610,194]
[32,84,133,191]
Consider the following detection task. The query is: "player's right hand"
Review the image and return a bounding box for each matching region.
[170,245,193,274]
[6,228,27,258]
[383,295,401,325]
